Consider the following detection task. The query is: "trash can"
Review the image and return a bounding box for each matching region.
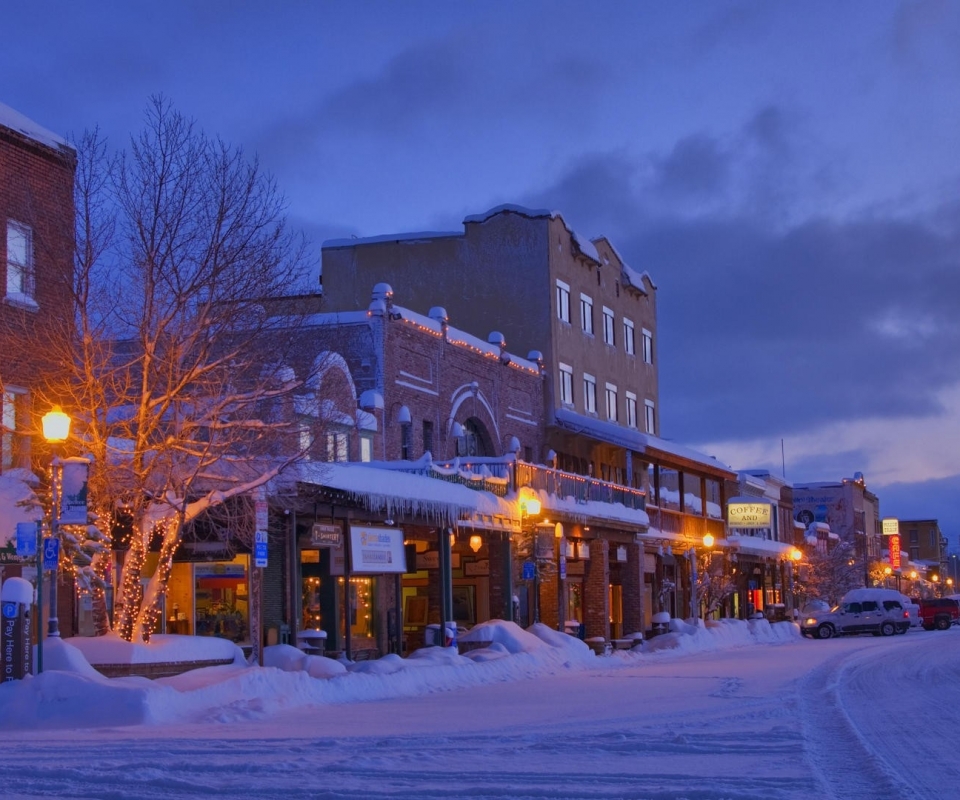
[1,577,34,682]
[424,622,457,647]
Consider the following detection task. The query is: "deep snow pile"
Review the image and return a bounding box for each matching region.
[0,618,799,731]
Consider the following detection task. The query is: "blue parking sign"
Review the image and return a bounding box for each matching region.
[42,537,60,571]
[522,561,535,580]
[16,522,37,558]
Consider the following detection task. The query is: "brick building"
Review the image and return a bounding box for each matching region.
[0,102,75,473]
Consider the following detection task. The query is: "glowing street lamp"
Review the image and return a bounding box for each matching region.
[42,407,71,638]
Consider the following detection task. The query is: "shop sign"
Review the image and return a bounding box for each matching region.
[60,459,90,525]
[349,525,407,574]
[311,523,342,548]
[888,534,901,570]
[416,550,439,570]
[15,523,37,558]
[882,517,899,536]
[728,502,772,529]
[195,563,246,578]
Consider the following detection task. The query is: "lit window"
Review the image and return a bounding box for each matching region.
[583,373,597,414]
[623,319,635,355]
[642,328,653,365]
[644,399,656,435]
[580,294,594,335]
[6,222,34,301]
[559,363,574,405]
[602,307,615,346]
[605,383,618,422]
[360,436,373,462]
[556,280,571,323]
[625,392,637,429]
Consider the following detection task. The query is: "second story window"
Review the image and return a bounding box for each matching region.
[559,362,574,405]
[326,431,349,462]
[1,389,27,472]
[644,399,656,435]
[422,419,434,456]
[580,294,594,335]
[605,383,618,422]
[623,318,635,355]
[642,328,654,364]
[556,280,571,323]
[6,221,34,302]
[583,373,597,414]
[625,391,637,428]
[602,307,615,346]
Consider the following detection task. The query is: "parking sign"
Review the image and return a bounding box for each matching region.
[254,530,268,568]
[42,537,60,571]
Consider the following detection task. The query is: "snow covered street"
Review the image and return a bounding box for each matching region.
[1,624,956,799]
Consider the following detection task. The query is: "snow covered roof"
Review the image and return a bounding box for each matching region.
[294,461,517,527]
[322,230,462,249]
[0,101,72,152]
[592,237,657,294]
[553,408,736,478]
[727,534,795,558]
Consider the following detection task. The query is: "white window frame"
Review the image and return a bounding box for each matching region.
[5,221,35,305]
[605,382,618,422]
[623,318,635,356]
[559,362,574,406]
[602,306,615,346]
[1,387,27,471]
[556,280,571,323]
[625,391,638,429]
[580,293,594,335]
[583,373,597,414]
[642,328,654,365]
[644,399,656,435]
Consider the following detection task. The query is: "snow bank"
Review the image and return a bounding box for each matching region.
[0,619,802,731]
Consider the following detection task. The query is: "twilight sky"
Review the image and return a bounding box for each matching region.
[4,1,960,538]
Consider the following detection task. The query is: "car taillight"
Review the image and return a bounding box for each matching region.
[903,612,909,618]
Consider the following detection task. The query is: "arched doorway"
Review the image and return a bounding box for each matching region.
[459,417,495,456]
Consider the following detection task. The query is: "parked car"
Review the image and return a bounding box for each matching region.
[916,597,960,630]
[800,589,912,639]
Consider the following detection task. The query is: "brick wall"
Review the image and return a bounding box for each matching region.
[583,540,610,639]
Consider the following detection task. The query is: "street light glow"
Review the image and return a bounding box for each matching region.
[41,407,71,442]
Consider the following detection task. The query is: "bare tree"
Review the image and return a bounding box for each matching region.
[696,552,736,619]
[794,541,863,607]
[39,97,327,642]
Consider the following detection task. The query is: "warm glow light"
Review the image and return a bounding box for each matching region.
[521,498,541,516]
[948,578,954,587]
[469,535,483,553]
[702,533,714,549]
[790,548,802,561]
[932,574,940,582]
[884,566,892,575]
[42,407,71,442]
[910,570,918,579]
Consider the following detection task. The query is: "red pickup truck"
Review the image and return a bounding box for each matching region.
[917,598,960,630]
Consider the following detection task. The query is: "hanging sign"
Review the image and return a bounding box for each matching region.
[882,518,899,536]
[59,459,90,525]
[349,525,407,574]
[728,501,772,529]
[888,534,901,570]
[311,523,342,548]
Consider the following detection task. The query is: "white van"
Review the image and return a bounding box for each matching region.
[800,588,912,639]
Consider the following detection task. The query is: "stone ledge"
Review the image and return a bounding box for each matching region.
[93,658,235,680]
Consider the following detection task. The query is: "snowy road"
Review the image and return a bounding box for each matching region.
[3,630,957,799]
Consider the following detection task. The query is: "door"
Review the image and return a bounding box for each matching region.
[839,601,863,633]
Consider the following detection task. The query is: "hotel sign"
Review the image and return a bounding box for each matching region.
[727,502,772,529]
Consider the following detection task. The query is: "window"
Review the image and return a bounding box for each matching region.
[6,222,34,301]
[1,389,26,471]
[360,435,373,462]
[559,363,574,405]
[623,318,635,355]
[602,307,615,345]
[400,422,412,460]
[583,373,597,414]
[556,280,570,323]
[326,431,348,462]
[642,328,653,364]
[625,391,637,428]
[605,383,618,422]
[580,293,594,335]
[422,420,434,456]
[644,399,656,434]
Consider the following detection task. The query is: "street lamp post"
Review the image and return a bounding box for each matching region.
[519,497,541,625]
[41,407,71,639]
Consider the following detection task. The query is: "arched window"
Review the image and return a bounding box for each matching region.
[459,417,494,457]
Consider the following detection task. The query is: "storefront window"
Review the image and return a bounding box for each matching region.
[566,581,583,626]
[194,558,249,642]
[684,474,703,516]
[340,576,377,643]
[302,575,323,629]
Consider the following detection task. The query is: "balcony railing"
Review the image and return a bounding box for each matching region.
[391,457,510,497]
[516,462,647,511]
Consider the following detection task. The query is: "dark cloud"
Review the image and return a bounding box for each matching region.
[517,124,960,446]
[652,135,730,199]
[879,473,960,540]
